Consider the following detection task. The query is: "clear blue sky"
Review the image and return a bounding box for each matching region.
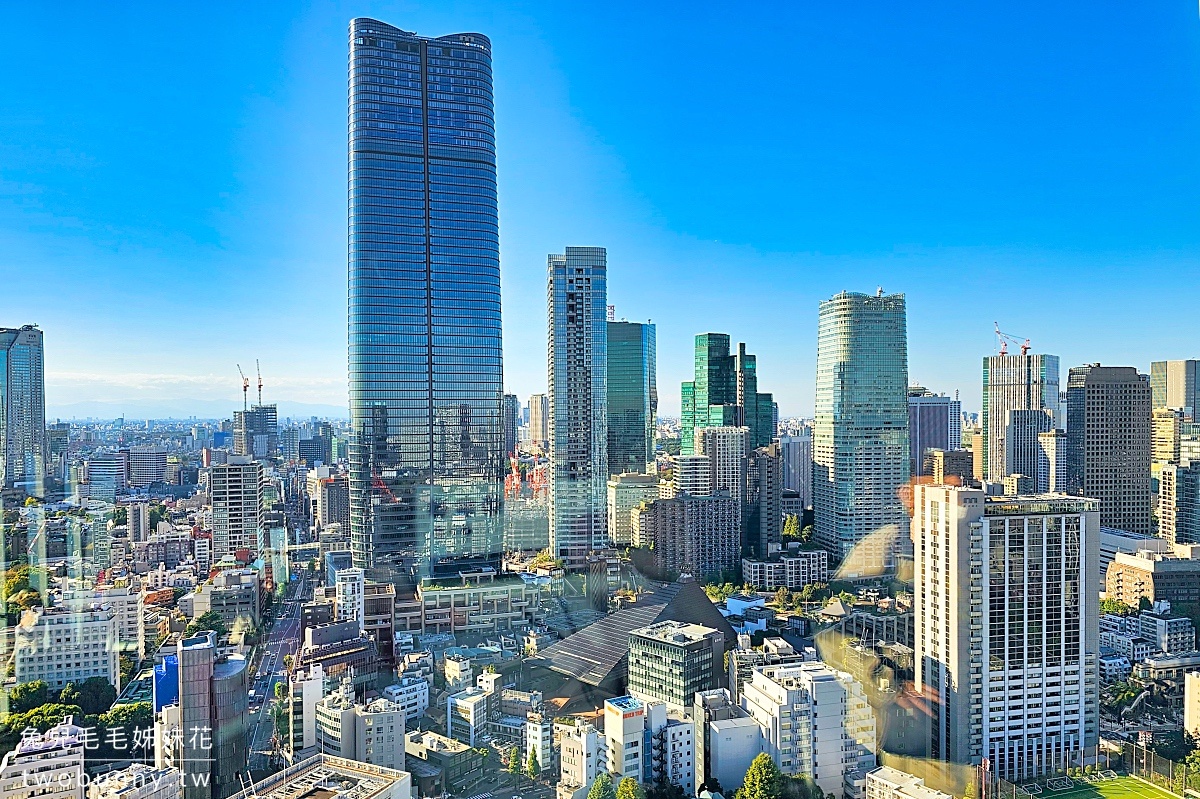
[3,1,1199,418]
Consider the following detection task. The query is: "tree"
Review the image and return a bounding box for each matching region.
[1099,597,1132,615]
[505,746,522,790]
[526,748,541,782]
[186,610,228,637]
[782,515,801,540]
[617,778,646,799]
[275,682,286,700]
[737,752,783,799]
[60,677,117,716]
[587,772,617,799]
[9,680,47,713]
[283,654,294,671]
[1139,595,1154,612]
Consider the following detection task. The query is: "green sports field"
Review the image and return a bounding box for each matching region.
[1037,777,1179,799]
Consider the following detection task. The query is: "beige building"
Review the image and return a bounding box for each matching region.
[607,473,659,546]
[1106,544,1200,606]
[1154,407,1184,464]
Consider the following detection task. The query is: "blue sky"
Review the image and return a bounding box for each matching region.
[3,1,1199,418]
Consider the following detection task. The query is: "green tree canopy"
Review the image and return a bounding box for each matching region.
[526,748,541,781]
[186,610,228,637]
[9,680,48,713]
[60,677,117,716]
[587,772,617,799]
[617,778,646,799]
[737,753,784,799]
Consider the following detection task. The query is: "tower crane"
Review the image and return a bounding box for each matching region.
[993,322,1030,356]
[256,359,263,406]
[237,364,249,411]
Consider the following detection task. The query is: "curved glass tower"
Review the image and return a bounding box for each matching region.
[348,19,503,585]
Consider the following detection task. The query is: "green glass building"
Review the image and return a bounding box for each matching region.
[607,320,657,475]
[680,334,773,454]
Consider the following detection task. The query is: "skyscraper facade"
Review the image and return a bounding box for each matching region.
[233,404,278,459]
[502,393,520,457]
[1065,364,1152,534]
[0,325,46,490]
[606,320,657,475]
[347,20,504,584]
[548,247,608,569]
[812,291,910,567]
[528,393,549,453]
[907,387,962,477]
[913,486,1099,781]
[778,429,813,507]
[680,335,773,455]
[981,353,1060,482]
[1151,360,1199,419]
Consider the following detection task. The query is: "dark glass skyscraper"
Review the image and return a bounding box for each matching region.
[680,334,773,455]
[347,19,503,584]
[606,320,656,475]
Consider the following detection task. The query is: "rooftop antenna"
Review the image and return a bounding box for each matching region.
[256,359,263,407]
[237,364,249,411]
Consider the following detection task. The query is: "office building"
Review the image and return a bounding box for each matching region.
[1037,429,1067,493]
[128,447,168,487]
[446,686,489,746]
[335,567,365,634]
[287,663,328,761]
[174,632,249,799]
[548,246,608,570]
[347,20,504,584]
[0,717,85,799]
[529,393,549,453]
[14,603,119,691]
[0,325,45,491]
[740,662,877,797]
[129,502,151,542]
[209,455,262,558]
[1066,365,1152,534]
[314,678,406,772]
[1106,544,1200,607]
[502,393,520,457]
[923,449,974,486]
[681,335,774,455]
[908,387,961,477]
[1004,409,1054,481]
[981,353,1060,482]
[405,731,484,796]
[1160,464,1200,545]
[627,621,724,713]
[607,473,659,547]
[779,429,813,508]
[633,493,740,580]
[813,291,910,566]
[192,568,261,629]
[227,755,411,799]
[692,689,763,798]
[1153,407,1184,465]
[607,320,657,475]
[557,719,603,799]
[604,696,696,796]
[912,486,1099,781]
[1151,360,1199,419]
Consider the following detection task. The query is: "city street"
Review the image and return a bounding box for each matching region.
[248,570,313,772]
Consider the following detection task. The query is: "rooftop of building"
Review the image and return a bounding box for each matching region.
[406,730,471,754]
[606,695,643,712]
[983,493,1100,515]
[229,754,408,799]
[866,766,953,799]
[631,620,721,645]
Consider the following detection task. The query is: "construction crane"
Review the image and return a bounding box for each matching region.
[256,359,263,406]
[994,322,1030,356]
[238,362,250,410]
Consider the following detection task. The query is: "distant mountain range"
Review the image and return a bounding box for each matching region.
[46,398,349,421]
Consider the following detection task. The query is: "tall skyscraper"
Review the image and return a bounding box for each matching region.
[548,247,608,569]
[1151,359,1199,419]
[907,387,961,477]
[1065,364,1152,534]
[812,291,909,567]
[1160,463,1200,545]
[175,632,249,799]
[502,393,520,457]
[347,20,504,584]
[912,485,1099,782]
[528,393,549,453]
[607,320,657,475]
[981,353,1060,482]
[209,455,263,558]
[680,335,773,454]
[778,428,813,507]
[0,324,46,491]
[1003,408,1055,480]
[233,404,278,459]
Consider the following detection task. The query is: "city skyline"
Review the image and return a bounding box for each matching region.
[3,3,1200,419]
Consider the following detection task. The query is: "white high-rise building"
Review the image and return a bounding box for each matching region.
[314,678,406,772]
[128,446,168,486]
[981,353,1060,482]
[695,426,749,505]
[0,717,85,799]
[557,719,603,799]
[912,485,1099,781]
[208,455,262,558]
[813,291,910,568]
[548,247,608,570]
[607,473,659,546]
[779,429,813,507]
[603,696,695,796]
[1003,409,1055,482]
[672,455,712,496]
[335,568,365,635]
[740,662,877,798]
[14,604,119,691]
[1037,429,1068,493]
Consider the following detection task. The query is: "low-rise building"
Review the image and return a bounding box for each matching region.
[404,731,483,796]
[1134,651,1200,681]
[740,550,829,590]
[314,678,406,772]
[446,687,490,747]
[86,764,180,799]
[418,569,541,635]
[693,689,763,797]
[603,696,695,796]
[227,754,411,799]
[382,678,430,723]
[1106,545,1200,607]
[628,621,725,714]
[192,568,260,629]
[1098,653,1132,683]
[865,766,953,799]
[556,719,603,799]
